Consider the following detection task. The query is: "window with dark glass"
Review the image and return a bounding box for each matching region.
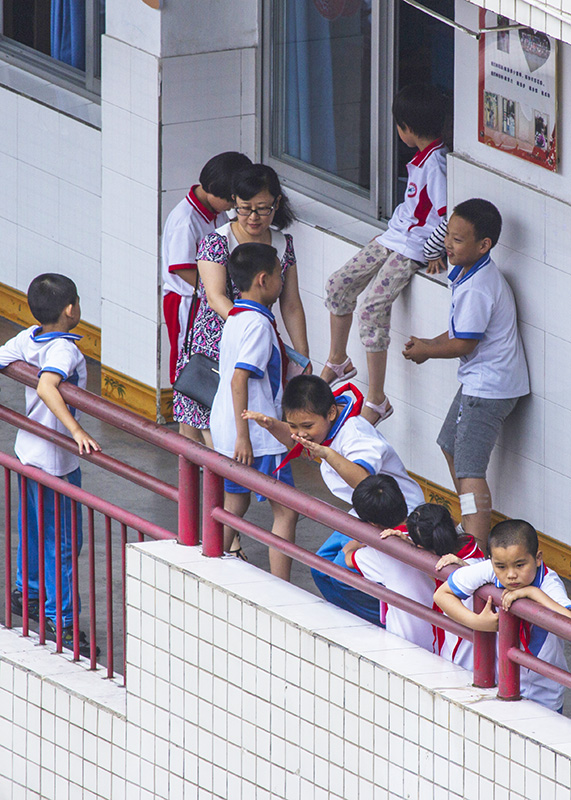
[264,0,454,222]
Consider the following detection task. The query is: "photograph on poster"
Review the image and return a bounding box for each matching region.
[478,11,557,171]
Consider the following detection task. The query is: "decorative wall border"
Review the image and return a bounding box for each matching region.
[101,365,172,422]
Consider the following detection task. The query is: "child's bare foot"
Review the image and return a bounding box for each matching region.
[320,357,357,387]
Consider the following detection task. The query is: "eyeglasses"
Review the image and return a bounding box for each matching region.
[234,204,276,217]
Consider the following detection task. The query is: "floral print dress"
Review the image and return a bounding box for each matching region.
[173,221,296,428]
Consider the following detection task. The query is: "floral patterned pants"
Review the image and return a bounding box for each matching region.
[324,240,418,351]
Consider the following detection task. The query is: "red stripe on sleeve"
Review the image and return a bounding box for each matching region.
[169,263,197,273]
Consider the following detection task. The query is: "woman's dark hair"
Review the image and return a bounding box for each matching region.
[406,503,458,556]
[232,164,296,230]
[352,475,408,529]
[282,375,335,417]
[27,274,78,325]
[199,152,252,201]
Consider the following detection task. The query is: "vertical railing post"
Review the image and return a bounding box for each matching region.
[121,523,127,685]
[54,492,63,652]
[472,593,497,688]
[178,455,199,546]
[21,476,29,637]
[497,608,521,701]
[4,468,12,629]
[38,485,46,644]
[105,516,114,679]
[88,508,97,670]
[201,467,224,557]
[71,500,80,661]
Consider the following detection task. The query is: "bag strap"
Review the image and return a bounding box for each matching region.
[181,292,199,357]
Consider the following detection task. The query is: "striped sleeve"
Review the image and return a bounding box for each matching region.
[423,218,447,261]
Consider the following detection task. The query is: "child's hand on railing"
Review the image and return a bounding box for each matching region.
[475,595,499,631]
[434,553,467,571]
[379,528,411,542]
[72,427,102,455]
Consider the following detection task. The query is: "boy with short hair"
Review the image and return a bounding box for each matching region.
[343,474,437,649]
[210,242,298,581]
[434,519,571,712]
[244,374,424,621]
[321,83,448,425]
[162,151,252,389]
[403,199,529,549]
[0,274,101,655]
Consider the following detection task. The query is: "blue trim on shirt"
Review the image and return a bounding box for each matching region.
[448,254,491,287]
[235,362,264,379]
[453,330,484,340]
[267,345,281,400]
[327,396,352,441]
[447,572,470,600]
[354,459,375,475]
[233,299,275,322]
[32,328,82,342]
[38,367,68,380]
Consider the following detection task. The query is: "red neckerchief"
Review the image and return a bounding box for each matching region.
[228,303,288,387]
[433,536,485,657]
[273,383,364,474]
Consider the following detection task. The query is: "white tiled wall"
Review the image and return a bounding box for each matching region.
[2,540,571,798]
[0,87,102,326]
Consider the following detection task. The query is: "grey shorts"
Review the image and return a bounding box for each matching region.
[437,388,519,479]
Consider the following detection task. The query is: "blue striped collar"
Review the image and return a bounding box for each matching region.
[449,253,491,287]
[32,327,82,342]
[327,395,353,441]
[233,299,275,322]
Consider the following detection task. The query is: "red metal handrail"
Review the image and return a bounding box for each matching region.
[2,360,571,704]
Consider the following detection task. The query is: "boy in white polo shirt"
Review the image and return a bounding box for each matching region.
[403,199,530,549]
[0,274,100,655]
[210,242,298,581]
[162,151,251,391]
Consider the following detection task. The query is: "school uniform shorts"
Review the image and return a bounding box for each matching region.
[224,454,294,502]
[437,388,519,479]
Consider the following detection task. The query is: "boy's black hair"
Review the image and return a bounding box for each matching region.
[227,242,279,292]
[488,519,539,558]
[452,198,503,248]
[392,83,447,140]
[199,152,252,201]
[282,375,335,417]
[406,503,458,557]
[27,274,78,325]
[352,474,408,529]
[232,164,296,230]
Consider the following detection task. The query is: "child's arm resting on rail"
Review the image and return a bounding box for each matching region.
[241,410,293,450]
[36,372,101,454]
[403,332,477,365]
[342,539,366,567]
[434,581,498,632]
[231,369,254,465]
[500,585,571,617]
[290,434,369,488]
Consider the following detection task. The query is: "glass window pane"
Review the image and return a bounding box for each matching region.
[273,0,372,191]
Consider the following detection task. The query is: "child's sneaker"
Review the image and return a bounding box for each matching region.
[11,589,40,622]
[45,618,100,658]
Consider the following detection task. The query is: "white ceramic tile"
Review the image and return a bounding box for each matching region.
[499,393,544,465]
[101,168,131,241]
[544,266,571,343]
[240,113,256,157]
[16,229,61,291]
[161,51,242,126]
[291,222,324,298]
[0,153,18,223]
[58,183,101,261]
[0,217,18,288]
[130,48,159,123]
[17,97,60,177]
[544,196,571,274]
[0,88,18,157]
[495,450,545,532]
[128,180,160,256]
[129,116,159,190]
[101,36,132,111]
[545,400,571,477]
[545,333,571,409]
[101,102,132,177]
[494,245,545,331]
[240,48,256,117]
[543,468,571,546]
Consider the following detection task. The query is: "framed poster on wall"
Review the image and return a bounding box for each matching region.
[478,9,558,171]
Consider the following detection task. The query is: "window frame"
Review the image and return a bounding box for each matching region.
[0,0,102,99]
[262,0,398,224]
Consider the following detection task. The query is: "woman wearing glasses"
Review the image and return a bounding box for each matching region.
[173,163,310,450]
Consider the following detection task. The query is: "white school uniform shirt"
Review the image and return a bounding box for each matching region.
[210,300,286,459]
[353,537,436,651]
[320,397,425,513]
[0,326,87,476]
[448,560,571,711]
[437,538,485,670]
[448,254,530,399]
[377,138,447,262]
[161,186,228,350]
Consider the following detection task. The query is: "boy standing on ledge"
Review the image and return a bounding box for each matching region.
[403,199,529,549]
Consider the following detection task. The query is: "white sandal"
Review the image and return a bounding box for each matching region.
[323,357,357,387]
[363,397,394,427]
